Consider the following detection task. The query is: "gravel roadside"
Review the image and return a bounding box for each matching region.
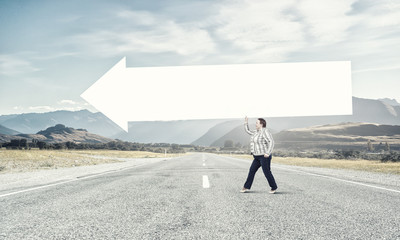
[0,157,169,193]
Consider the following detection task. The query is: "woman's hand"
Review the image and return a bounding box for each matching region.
[245,116,248,124]
[264,154,269,158]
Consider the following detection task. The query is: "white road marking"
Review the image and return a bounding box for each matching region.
[0,163,150,199]
[273,166,400,194]
[0,179,81,198]
[203,175,210,188]
[224,155,400,194]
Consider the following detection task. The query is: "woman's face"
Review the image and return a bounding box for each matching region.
[256,120,262,130]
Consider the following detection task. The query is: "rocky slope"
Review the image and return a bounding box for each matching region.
[14,124,114,144]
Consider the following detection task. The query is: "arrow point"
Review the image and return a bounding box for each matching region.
[81,57,129,133]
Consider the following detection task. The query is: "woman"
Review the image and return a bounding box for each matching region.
[241,116,278,194]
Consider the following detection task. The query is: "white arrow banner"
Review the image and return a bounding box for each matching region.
[81,57,352,132]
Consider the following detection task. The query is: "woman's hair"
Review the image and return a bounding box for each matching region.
[258,118,267,128]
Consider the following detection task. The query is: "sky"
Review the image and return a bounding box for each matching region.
[1,0,400,115]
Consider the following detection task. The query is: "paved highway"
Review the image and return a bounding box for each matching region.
[1,153,399,239]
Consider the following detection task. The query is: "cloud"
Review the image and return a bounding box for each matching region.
[60,106,85,111]
[117,10,157,26]
[212,0,362,55]
[31,52,78,61]
[57,99,91,109]
[67,10,216,58]
[57,99,92,111]
[205,0,368,63]
[52,1,399,68]
[0,54,41,76]
[13,106,24,110]
[209,0,400,67]
[296,0,360,44]
[58,99,78,105]
[28,106,55,112]
[353,65,400,73]
[212,0,305,62]
[27,104,87,113]
[350,0,400,28]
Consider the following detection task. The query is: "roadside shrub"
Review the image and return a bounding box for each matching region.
[334,150,360,159]
[381,152,400,162]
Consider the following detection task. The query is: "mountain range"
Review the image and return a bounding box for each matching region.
[378,98,400,107]
[1,97,399,146]
[205,97,400,147]
[1,124,113,144]
[0,110,122,138]
[273,122,400,151]
[0,124,20,135]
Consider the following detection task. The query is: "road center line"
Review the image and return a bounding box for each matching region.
[203,175,210,188]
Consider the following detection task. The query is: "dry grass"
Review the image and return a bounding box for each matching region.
[0,149,183,173]
[225,154,400,175]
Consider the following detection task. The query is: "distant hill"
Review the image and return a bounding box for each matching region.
[275,122,400,140]
[114,119,227,144]
[0,110,122,137]
[209,124,248,147]
[379,98,400,107]
[208,124,279,148]
[206,97,400,147]
[15,124,113,144]
[0,124,20,135]
[1,97,400,145]
[273,122,400,151]
[0,110,225,144]
[0,114,19,123]
[0,134,24,143]
[191,120,245,146]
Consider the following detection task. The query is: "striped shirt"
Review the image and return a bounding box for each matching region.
[244,123,274,156]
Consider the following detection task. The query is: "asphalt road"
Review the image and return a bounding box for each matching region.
[1,153,399,239]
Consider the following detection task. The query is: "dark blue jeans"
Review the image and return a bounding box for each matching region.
[244,154,277,190]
